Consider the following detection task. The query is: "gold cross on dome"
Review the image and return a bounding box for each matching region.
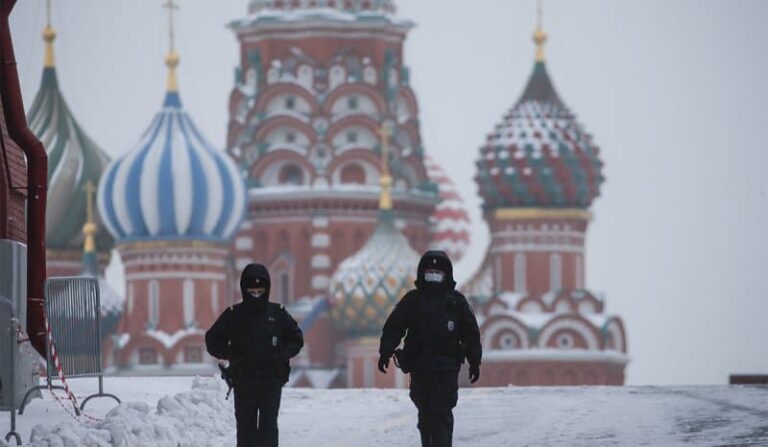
[162,0,179,52]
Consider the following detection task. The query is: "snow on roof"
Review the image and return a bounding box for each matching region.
[483,348,629,365]
[486,309,612,331]
[231,7,414,30]
[145,328,205,350]
[248,183,438,205]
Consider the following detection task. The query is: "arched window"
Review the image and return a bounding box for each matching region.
[514,253,527,293]
[549,254,562,291]
[183,346,203,364]
[183,280,195,327]
[340,163,366,184]
[278,164,304,185]
[139,347,158,365]
[148,280,160,328]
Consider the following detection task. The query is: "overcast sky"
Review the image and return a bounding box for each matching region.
[11,0,768,386]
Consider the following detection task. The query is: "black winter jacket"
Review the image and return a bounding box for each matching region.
[379,251,482,373]
[205,264,303,384]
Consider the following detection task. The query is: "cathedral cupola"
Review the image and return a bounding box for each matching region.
[27,7,114,275]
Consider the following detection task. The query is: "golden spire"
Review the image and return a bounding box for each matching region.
[82,181,97,253]
[378,123,393,211]
[42,0,56,68]
[533,0,547,62]
[163,0,180,92]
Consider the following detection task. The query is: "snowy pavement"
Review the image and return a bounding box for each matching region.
[1,377,766,446]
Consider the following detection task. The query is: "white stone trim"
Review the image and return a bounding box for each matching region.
[311,275,330,290]
[482,318,530,349]
[241,30,406,46]
[311,254,331,269]
[127,272,227,281]
[494,229,586,239]
[605,319,626,353]
[482,348,629,365]
[246,216,312,224]
[311,233,330,248]
[490,243,585,255]
[538,318,600,350]
[235,237,254,250]
[483,349,630,365]
[122,255,227,268]
[236,257,254,271]
[312,216,330,228]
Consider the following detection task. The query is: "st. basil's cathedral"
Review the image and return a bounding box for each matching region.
[28,0,628,387]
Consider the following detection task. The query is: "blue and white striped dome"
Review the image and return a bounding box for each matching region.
[98,91,246,243]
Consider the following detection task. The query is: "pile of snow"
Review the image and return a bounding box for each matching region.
[3,376,767,446]
[27,378,234,447]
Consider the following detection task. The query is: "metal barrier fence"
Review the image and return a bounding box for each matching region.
[1,297,21,445]
[45,278,102,378]
[19,277,119,416]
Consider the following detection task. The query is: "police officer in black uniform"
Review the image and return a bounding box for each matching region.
[378,250,482,447]
[206,263,303,447]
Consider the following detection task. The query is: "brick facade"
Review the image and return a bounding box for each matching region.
[0,91,28,243]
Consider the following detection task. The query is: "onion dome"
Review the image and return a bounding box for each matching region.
[329,125,419,336]
[98,38,246,243]
[248,0,396,14]
[27,23,114,253]
[475,21,604,210]
[425,156,471,262]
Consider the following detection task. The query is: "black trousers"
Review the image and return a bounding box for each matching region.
[409,371,459,447]
[233,379,283,447]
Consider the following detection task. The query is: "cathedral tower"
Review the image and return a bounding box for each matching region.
[464,7,628,386]
[98,3,246,373]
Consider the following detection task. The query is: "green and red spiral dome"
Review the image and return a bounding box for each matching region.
[475,61,604,211]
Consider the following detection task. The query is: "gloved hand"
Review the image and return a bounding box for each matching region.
[377,354,390,373]
[469,364,480,384]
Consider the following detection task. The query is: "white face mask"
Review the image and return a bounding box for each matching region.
[249,291,264,299]
[424,272,445,283]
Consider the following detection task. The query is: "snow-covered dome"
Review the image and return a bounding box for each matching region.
[27,25,114,253]
[475,30,604,210]
[328,210,419,336]
[425,156,471,262]
[248,0,396,14]
[98,55,246,243]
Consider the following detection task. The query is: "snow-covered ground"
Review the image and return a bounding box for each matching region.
[1,377,766,446]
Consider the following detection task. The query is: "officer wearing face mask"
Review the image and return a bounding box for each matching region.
[378,250,482,447]
[206,263,303,447]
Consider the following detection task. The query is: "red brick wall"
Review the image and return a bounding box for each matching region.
[108,243,231,368]
[478,360,626,386]
[487,214,590,295]
[0,89,27,243]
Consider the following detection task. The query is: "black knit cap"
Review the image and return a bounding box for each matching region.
[415,250,456,290]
